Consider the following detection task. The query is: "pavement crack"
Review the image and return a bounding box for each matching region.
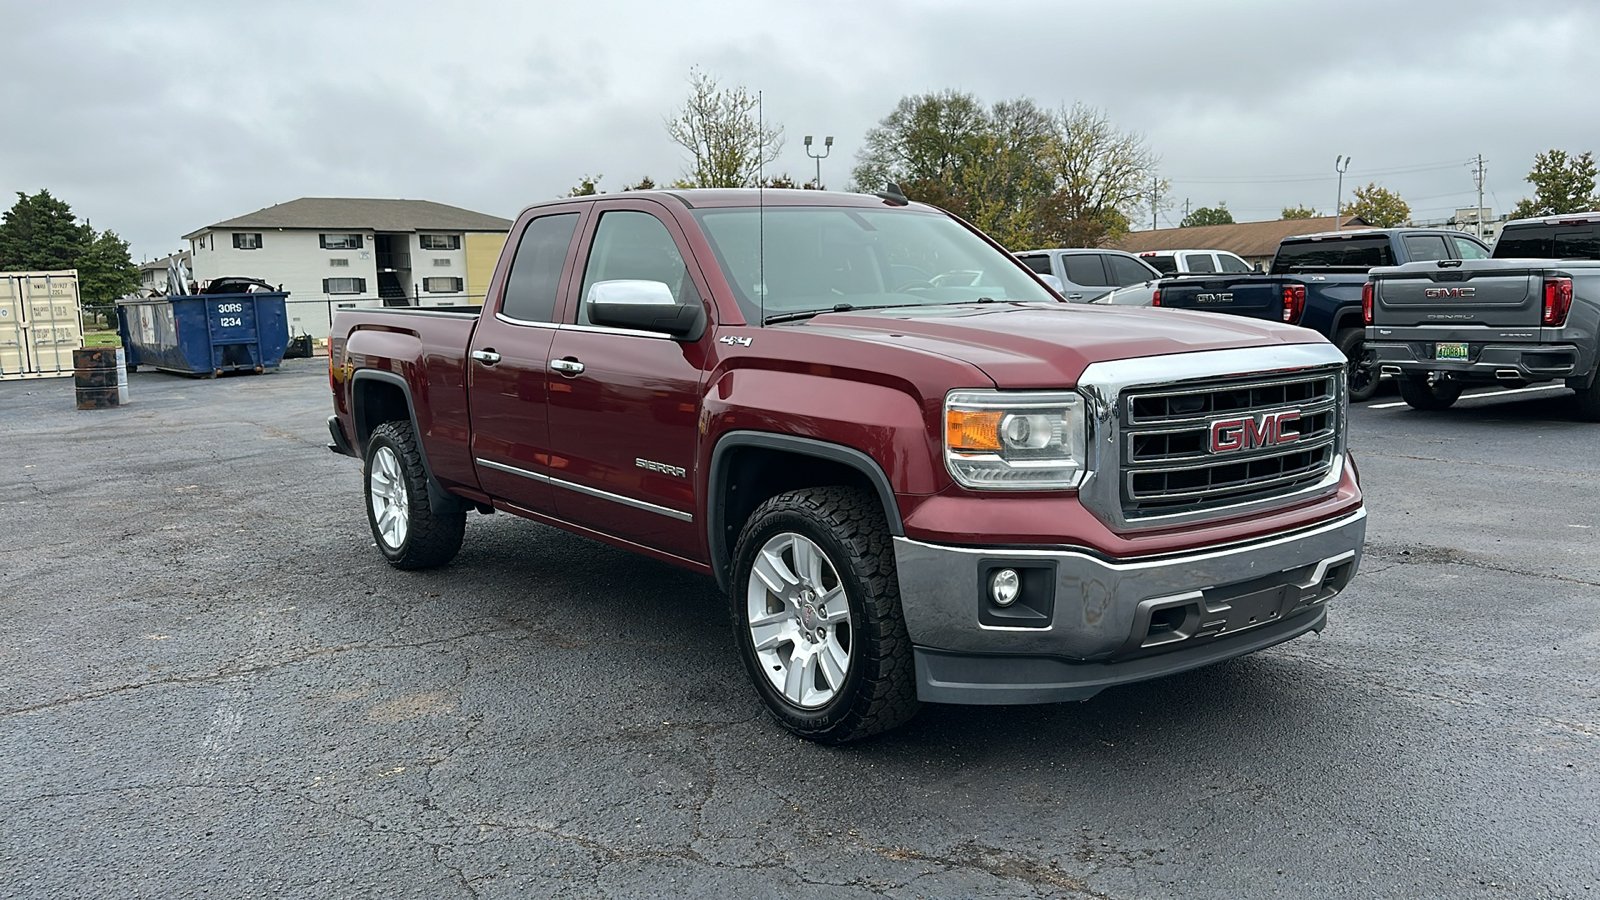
[871,842,1111,898]
[1363,542,1600,589]
[1,628,517,719]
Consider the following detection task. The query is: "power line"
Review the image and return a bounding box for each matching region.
[1168,157,1482,185]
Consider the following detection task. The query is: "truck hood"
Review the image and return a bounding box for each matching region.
[792,302,1323,388]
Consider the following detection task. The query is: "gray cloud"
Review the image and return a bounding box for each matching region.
[2,0,1594,260]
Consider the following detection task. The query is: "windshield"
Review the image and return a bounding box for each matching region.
[691,206,1057,323]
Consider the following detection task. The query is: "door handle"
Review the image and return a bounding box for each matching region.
[470,349,501,365]
[1067,293,1084,300]
[550,358,585,376]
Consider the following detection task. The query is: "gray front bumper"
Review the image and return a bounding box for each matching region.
[893,509,1366,705]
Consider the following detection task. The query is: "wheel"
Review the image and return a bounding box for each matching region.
[1397,372,1463,411]
[1575,376,1600,422]
[364,420,465,569]
[1335,328,1379,402]
[729,487,919,743]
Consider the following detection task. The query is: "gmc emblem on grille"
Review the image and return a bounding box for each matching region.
[1209,411,1301,453]
[1423,287,1476,298]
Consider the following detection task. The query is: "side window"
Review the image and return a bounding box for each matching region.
[1553,227,1600,260]
[1017,255,1053,275]
[1450,236,1490,260]
[501,213,580,323]
[1220,254,1254,273]
[577,211,699,326]
[1142,255,1178,275]
[1109,255,1155,286]
[1061,254,1111,287]
[1403,234,1451,262]
[1184,253,1217,274]
[1494,225,1554,258]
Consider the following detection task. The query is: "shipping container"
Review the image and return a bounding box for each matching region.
[0,270,84,380]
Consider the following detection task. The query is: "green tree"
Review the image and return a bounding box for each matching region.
[78,228,139,316]
[852,94,1158,249]
[1281,204,1319,219]
[1342,183,1410,228]
[1181,203,1234,227]
[665,68,783,188]
[566,174,603,196]
[1509,149,1599,218]
[0,189,87,271]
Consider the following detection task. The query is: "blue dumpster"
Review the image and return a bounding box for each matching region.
[117,292,290,377]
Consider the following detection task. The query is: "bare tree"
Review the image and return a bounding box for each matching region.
[665,68,783,188]
[1038,103,1160,247]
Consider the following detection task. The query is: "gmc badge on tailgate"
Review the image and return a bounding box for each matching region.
[1424,287,1476,298]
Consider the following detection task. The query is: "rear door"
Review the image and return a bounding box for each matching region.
[1372,261,1544,328]
[468,206,586,515]
[1057,253,1115,301]
[543,199,713,561]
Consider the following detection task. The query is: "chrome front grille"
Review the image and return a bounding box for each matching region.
[1119,368,1342,520]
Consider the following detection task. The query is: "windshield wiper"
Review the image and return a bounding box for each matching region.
[764,303,909,325]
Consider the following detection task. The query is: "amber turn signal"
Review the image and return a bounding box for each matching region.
[946,409,1003,452]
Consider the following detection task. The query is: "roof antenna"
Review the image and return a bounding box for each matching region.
[875,182,909,206]
[758,89,765,326]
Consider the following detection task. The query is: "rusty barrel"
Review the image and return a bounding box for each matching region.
[73,347,129,409]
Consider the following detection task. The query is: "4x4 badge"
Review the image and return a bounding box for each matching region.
[719,335,753,347]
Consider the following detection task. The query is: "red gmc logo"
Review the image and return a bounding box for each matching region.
[1209,411,1301,453]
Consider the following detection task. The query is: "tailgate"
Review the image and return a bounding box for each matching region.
[1157,275,1282,320]
[1371,260,1542,328]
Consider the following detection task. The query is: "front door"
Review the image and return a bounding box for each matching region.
[545,200,713,561]
[467,208,585,515]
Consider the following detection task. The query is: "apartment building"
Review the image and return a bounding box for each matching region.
[183,198,511,339]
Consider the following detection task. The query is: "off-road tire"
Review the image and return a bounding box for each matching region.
[1397,372,1463,411]
[1336,328,1379,402]
[1574,376,1600,422]
[364,420,465,570]
[730,487,919,743]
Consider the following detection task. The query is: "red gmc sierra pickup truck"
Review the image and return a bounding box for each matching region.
[327,189,1366,743]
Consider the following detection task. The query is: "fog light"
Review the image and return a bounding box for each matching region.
[990,568,1021,607]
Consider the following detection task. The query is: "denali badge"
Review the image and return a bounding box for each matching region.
[1424,287,1476,298]
[1209,410,1301,454]
[636,458,687,478]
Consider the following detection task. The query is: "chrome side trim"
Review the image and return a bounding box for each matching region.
[493,313,561,329]
[476,457,694,522]
[559,322,674,340]
[476,458,550,483]
[551,476,693,522]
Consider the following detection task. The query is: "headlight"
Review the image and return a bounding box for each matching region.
[944,390,1088,490]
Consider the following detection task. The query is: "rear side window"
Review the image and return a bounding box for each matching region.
[1554,227,1600,259]
[1451,236,1490,259]
[1272,237,1395,273]
[1142,255,1177,275]
[1062,254,1112,286]
[501,213,580,322]
[1109,255,1155,286]
[1017,255,1053,275]
[1402,234,1451,262]
[1494,225,1555,258]
[1184,253,1217,274]
[1220,254,1254,273]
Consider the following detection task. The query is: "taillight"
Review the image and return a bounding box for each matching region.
[1282,284,1306,324]
[1543,277,1573,326]
[1362,282,1374,325]
[1151,289,1161,307]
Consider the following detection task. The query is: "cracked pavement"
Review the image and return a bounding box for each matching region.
[1,363,1596,899]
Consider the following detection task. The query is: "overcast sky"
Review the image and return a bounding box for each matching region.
[3,0,1597,262]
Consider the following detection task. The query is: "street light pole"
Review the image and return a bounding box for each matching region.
[1334,155,1352,230]
[804,135,833,190]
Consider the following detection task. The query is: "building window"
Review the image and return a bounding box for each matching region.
[233,233,262,250]
[320,233,364,250]
[432,258,452,267]
[423,277,463,293]
[323,277,367,294]
[419,234,461,251]
[329,258,350,267]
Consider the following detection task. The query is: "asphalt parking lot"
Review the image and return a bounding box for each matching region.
[2,360,1596,899]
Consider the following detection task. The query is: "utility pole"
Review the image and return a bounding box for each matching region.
[1471,154,1487,240]
[1150,176,1161,230]
[1334,155,1352,230]
[1183,198,1191,223]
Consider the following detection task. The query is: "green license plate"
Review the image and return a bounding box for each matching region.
[1435,342,1469,361]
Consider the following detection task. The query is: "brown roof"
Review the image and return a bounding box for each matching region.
[1113,215,1373,259]
[184,197,512,239]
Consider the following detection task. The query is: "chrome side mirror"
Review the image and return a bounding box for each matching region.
[586,280,705,340]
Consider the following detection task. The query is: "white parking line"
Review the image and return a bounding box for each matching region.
[1369,384,1570,410]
